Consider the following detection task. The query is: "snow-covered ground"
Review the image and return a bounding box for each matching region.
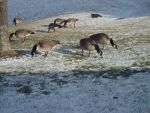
[0,12,150,113]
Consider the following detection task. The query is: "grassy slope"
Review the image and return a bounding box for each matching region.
[0,13,150,113]
[3,13,150,73]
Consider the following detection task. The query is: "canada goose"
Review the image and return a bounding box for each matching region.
[54,18,66,27]
[31,39,60,58]
[80,38,103,57]
[91,14,102,18]
[90,33,118,49]
[13,17,23,26]
[64,18,78,28]
[48,23,62,32]
[9,29,35,42]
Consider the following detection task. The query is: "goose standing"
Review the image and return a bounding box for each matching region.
[80,38,103,57]
[90,33,118,49]
[64,18,78,28]
[48,23,62,32]
[9,29,35,42]
[54,18,66,27]
[31,39,60,58]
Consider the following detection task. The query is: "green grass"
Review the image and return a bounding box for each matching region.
[8,26,87,50]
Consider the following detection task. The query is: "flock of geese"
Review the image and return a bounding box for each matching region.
[9,16,118,58]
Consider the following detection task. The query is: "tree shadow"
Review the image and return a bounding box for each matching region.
[0,50,23,58]
[0,67,149,95]
[41,25,49,27]
[54,43,80,55]
[35,30,49,33]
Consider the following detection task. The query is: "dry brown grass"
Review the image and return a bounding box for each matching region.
[0,50,23,58]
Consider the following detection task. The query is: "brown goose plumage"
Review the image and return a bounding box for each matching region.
[54,18,66,27]
[48,23,62,32]
[80,38,102,57]
[31,39,60,58]
[9,29,35,42]
[90,33,118,49]
[64,18,78,28]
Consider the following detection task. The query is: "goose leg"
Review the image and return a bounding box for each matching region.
[81,49,84,56]
[103,44,105,49]
[22,37,25,42]
[44,51,49,57]
[48,28,50,33]
[88,51,90,57]
[23,37,26,42]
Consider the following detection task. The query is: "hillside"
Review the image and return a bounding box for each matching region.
[0,12,150,113]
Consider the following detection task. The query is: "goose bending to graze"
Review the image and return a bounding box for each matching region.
[9,29,35,42]
[54,18,66,27]
[64,18,78,28]
[91,14,102,18]
[90,33,118,49]
[80,38,103,57]
[31,39,60,58]
[13,17,23,26]
[48,23,62,32]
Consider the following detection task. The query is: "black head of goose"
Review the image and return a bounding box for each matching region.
[90,33,118,49]
[80,38,102,57]
[31,39,60,58]
[9,29,35,42]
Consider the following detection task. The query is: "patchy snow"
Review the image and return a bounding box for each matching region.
[0,12,150,113]
[0,72,150,113]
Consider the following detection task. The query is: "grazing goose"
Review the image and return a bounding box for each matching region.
[80,38,103,57]
[91,14,102,18]
[90,33,118,49]
[64,18,78,28]
[48,23,62,32]
[31,39,60,58]
[9,29,35,42]
[13,17,23,26]
[54,18,66,27]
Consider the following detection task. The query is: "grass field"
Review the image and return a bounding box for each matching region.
[0,12,150,113]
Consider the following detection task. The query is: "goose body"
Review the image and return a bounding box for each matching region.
[48,23,62,32]
[91,14,102,18]
[31,39,60,57]
[90,33,118,49]
[64,18,78,28]
[54,18,65,26]
[9,29,35,42]
[80,38,102,57]
[13,17,23,26]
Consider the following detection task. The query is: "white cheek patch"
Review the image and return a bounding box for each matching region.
[26,34,31,37]
[54,27,59,29]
